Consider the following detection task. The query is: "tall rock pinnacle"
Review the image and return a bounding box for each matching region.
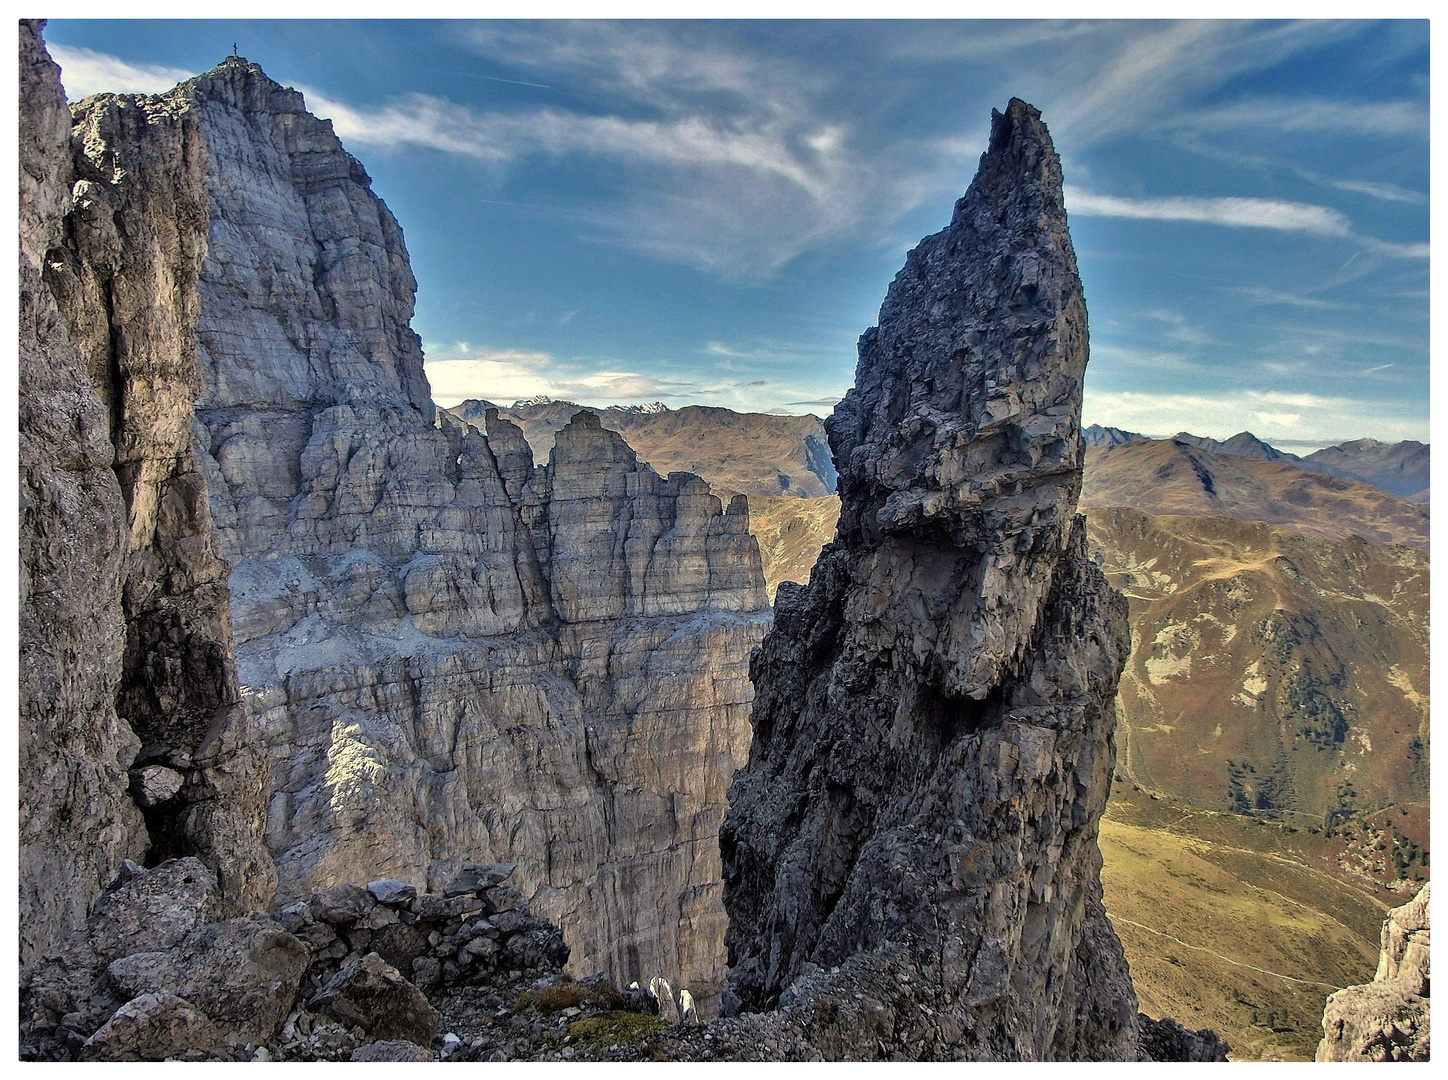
[829,98,1088,701]
[720,100,1140,1059]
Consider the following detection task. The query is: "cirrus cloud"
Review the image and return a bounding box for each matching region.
[1066,189,1427,259]
[48,43,192,100]
[1067,190,1353,235]
[423,347,700,409]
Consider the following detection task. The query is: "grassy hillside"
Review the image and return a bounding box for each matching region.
[1082,440,1428,547]
[747,495,840,600]
[1100,784,1388,1061]
[1085,507,1430,837]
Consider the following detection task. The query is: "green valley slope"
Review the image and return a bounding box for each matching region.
[1085,507,1430,836]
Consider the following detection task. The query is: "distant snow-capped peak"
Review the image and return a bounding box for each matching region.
[609,401,669,414]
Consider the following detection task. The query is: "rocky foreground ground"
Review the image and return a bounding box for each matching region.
[22,857,1234,1062]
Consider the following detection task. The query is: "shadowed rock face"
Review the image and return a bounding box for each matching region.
[18,17,251,966]
[720,100,1140,1059]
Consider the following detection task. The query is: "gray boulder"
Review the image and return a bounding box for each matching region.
[443,862,517,896]
[311,883,376,926]
[366,879,418,906]
[309,952,439,1045]
[79,993,224,1062]
[88,859,221,963]
[22,858,222,1045]
[105,915,308,1045]
[130,766,186,808]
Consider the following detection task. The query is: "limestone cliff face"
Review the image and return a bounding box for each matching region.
[20,18,275,964]
[61,59,278,925]
[18,17,145,966]
[20,33,769,998]
[1317,883,1430,1062]
[181,58,769,996]
[720,100,1140,1059]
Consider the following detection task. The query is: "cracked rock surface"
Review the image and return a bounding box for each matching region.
[719,99,1141,1060]
[18,23,768,999]
[1317,883,1430,1062]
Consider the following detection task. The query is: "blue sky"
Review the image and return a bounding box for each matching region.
[41,17,1430,448]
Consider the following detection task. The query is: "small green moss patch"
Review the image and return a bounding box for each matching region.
[565,1011,666,1051]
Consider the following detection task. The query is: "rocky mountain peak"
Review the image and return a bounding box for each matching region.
[721,100,1140,1059]
[825,93,1087,702]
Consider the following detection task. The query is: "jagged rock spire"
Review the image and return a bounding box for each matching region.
[720,100,1139,1060]
[826,97,1089,702]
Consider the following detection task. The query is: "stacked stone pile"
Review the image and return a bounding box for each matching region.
[19,858,569,1062]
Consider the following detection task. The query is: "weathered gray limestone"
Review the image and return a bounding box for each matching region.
[20,24,770,998]
[1317,883,1430,1062]
[720,100,1140,1060]
[19,16,159,966]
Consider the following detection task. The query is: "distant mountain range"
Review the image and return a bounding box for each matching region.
[1082,425,1429,502]
[1081,439,1428,548]
[1082,424,1148,448]
[1299,439,1430,502]
[465,400,1429,1061]
[1169,429,1296,463]
[445,398,837,499]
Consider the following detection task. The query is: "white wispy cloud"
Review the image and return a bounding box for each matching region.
[1067,189,1427,260]
[423,348,698,409]
[458,20,827,118]
[1067,190,1353,235]
[1041,20,1360,146]
[1174,97,1428,139]
[1143,309,1214,348]
[1325,178,1427,205]
[883,20,1113,62]
[1229,286,1348,311]
[1089,343,1199,374]
[300,78,964,277]
[300,90,512,164]
[293,20,1006,278]
[777,397,843,413]
[1168,133,1429,210]
[48,43,192,100]
[704,338,844,363]
[423,350,556,406]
